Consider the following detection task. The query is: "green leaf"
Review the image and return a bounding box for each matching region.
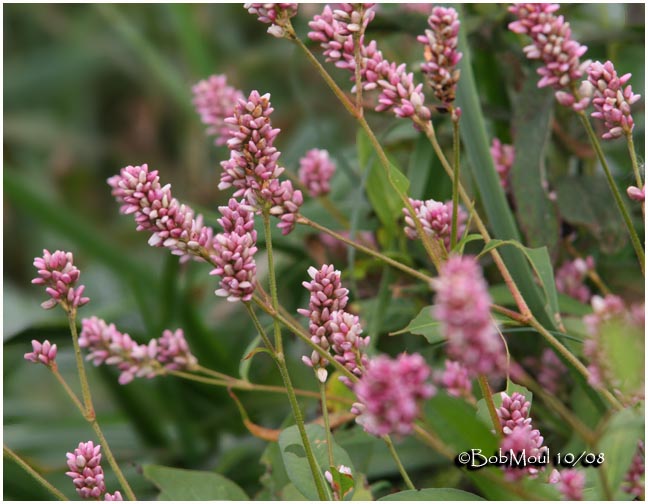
[280,483,309,500]
[378,488,485,501]
[451,233,484,255]
[142,464,249,500]
[279,424,355,501]
[408,134,438,201]
[239,334,263,382]
[556,175,627,254]
[328,465,355,500]
[510,69,560,258]
[598,317,644,397]
[389,306,444,345]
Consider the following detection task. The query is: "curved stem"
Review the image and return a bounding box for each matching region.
[578,112,644,274]
[298,215,434,284]
[193,364,235,382]
[451,116,461,249]
[244,302,276,352]
[4,445,69,501]
[50,365,85,414]
[478,374,503,437]
[382,435,416,491]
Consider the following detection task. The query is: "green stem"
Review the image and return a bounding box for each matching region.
[626,132,643,189]
[50,365,85,414]
[244,302,276,352]
[4,445,69,501]
[262,210,284,354]
[298,215,434,284]
[478,374,503,437]
[90,422,135,501]
[320,380,335,470]
[578,112,645,274]
[382,435,416,491]
[451,116,460,249]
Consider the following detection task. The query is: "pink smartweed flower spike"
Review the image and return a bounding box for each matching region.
[24,340,58,367]
[65,441,106,499]
[351,353,435,437]
[438,359,473,401]
[403,198,467,251]
[536,348,568,396]
[551,469,586,500]
[328,310,370,384]
[490,139,515,189]
[627,185,645,202]
[298,149,337,197]
[32,249,90,311]
[107,164,214,262]
[509,4,590,110]
[210,199,258,302]
[192,74,244,146]
[417,6,463,105]
[244,3,298,38]
[623,440,645,499]
[332,4,376,37]
[104,492,124,501]
[497,391,532,432]
[587,60,641,140]
[156,329,198,371]
[555,256,594,304]
[433,255,506,377]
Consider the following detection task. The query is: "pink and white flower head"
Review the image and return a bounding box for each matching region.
[65,441,106,499]
[210,199,258,302]
[437,359,473,401]
[490,139,515,190]
[298,149,337,197]
[588,60,642,140]
[328,309,370,383]
[500,424,547,480]
[623,440,645,499]
[627,185,645,203]
[332,4,375,37]
[432,255,506,377]
[351,353,435,437]
[551,468,586,500]
[555,256,594,304]
[104,492,124,501]
[32,249,89,311]
[24,340,58,367]
[268,179,303,235]
[245,3,298,38]
[417,6,463,105]
[497,391,532,432]
[192,74,244,146]
[107,164,214,262]
[403,198,467,251]
[156,329,198,371]
[535,348,568,396]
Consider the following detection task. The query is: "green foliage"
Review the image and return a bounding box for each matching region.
[143,464,249,500]
[378,488,485,501]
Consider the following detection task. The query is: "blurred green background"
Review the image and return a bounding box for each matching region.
[4,4,644,500]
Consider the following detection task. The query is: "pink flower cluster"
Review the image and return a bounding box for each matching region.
[79,316,197,385]
[351,353,435,437]
[332,3,375,37]
[583,294,644,390]
[555,256,594,304]
[210,199,258,302]
[508,4,590,109]
[532,349,568,396]
[417,6,462,105]
[65,441,122,500]
[587,60,641,140]
[623,440,645,499]
[403,198,467,251]
[24,340,58,367]
[244,3,298,38]
[437,359,473,401]
[298,148,336,197]
[308,5,431,121]
[549,468,585,500]
[627,185,645,203]
[432,256,506,377]
[192,74,244,146]
[220,91,303,234]
[108,164,214,262]
[32,249,90,311]
[497,391,547,480]
[490,138,515,190]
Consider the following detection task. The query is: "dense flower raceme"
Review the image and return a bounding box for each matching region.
[107,164,214,262]
[432,255,506,377]
[623,440,645,499]
[417,6,462,105]
[497,391,548,480]
[220,90,303,234]
[583,294,645,391]
[24,339,58,367]
[79,317,197,385]
[490,138,515,189]
[66,441,111,500]
[308,5,431,121]
[555,256,594,304]
[32,249,90,311]
[351,353,435,437]
[403,198,467,251]
[298,148,337,197]
[244,3,298,38]
[587,60,641,140]
[104,492,124,501]
[192,74,244,146]
[509,3,590,110]
[210,199,258,302]
[437,359,473,401]
[550,468,586,500]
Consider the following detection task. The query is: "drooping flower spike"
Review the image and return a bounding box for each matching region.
[32,249,90,311]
